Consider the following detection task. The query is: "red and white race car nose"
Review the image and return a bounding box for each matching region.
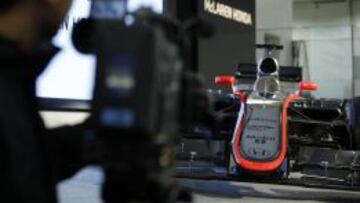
[239,103,281,161]
[232,95,300,173]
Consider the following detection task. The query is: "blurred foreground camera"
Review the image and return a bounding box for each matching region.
[73,2,214,203]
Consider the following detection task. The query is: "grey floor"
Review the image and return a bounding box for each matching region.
[58,167,103,203]
[58,167,360,203]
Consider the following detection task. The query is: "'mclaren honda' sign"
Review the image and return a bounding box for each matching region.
[204,0,253,26]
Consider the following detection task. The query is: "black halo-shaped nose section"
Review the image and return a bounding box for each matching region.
[259,57,278,74]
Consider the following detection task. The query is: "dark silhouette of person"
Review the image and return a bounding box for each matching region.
[0,1,87,202]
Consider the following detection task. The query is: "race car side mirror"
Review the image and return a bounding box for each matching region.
[298,81,318,95]
[215,76,235,86]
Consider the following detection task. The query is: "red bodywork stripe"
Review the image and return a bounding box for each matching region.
[231,94,300,172]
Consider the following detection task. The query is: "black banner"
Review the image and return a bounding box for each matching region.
[165,0,255,88]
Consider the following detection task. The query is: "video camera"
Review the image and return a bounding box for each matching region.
[72,1,214,202]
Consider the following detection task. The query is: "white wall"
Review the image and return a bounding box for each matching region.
[37,0,163,100]
[256,0,293,66]
[293,0,353,99]
[352,0,360,97]
[37,0,95,100]
[257,0,356,99]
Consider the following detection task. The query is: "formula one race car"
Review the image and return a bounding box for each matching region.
[176,45,360,186]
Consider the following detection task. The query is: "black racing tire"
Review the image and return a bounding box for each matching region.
[346,97,360,150]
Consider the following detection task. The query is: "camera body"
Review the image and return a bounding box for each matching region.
[73,1,213,201]
[92,19,181,138]
[76,12,185,202]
